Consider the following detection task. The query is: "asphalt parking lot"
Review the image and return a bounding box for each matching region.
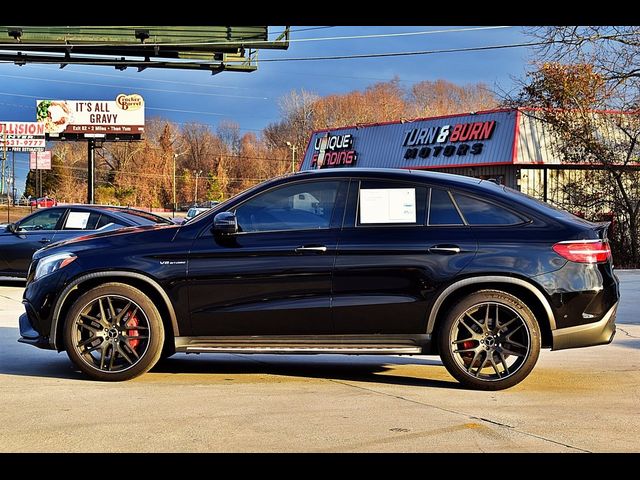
[0,272,638,453]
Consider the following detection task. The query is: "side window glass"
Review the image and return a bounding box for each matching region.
[428,189,464,225]
[357,181,427,226]
[96,214,126,231]
[234,181,341,233]
[18,209,64,231]
[453,193,524,225]
[63,211,102,230]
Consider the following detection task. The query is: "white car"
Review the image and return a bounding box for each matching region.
[186,207,210,220]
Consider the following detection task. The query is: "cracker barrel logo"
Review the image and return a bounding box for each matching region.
[115,94,143,111]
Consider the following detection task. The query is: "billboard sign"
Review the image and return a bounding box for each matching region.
[36,94,144,136]
[0,122,46,152]
[29,151,52,170]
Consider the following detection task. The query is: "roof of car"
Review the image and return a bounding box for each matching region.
[291,167,484,186]
[46,204,172,224]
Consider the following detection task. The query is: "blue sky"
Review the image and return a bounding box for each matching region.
[0,26,535,196]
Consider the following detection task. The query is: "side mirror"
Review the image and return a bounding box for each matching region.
[7,223,18,234]
[213,212,238,235]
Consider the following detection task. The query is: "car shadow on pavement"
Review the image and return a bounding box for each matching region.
[0,327,86,380]
[2,326,459,388]
[152,354,461,389]
[0,278,26,287]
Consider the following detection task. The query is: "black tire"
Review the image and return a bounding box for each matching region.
[63,282,164,381]
[438,289,541,391]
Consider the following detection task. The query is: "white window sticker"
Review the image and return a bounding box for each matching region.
[65,211,91,229]
[360,188,417,224]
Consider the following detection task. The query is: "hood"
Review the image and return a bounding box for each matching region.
[34,223,179,259]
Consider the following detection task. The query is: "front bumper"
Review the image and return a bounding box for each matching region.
[18,312,50,349]
[552,301,617,350]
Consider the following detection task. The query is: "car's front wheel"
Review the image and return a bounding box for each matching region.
[438,290,541,390]
[64,283,164,381]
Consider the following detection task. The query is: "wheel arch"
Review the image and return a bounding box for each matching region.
[427,276,555,349]
[50,271,179,351]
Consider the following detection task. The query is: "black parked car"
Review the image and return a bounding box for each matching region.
[18,169,619,390]
[0,205,172,278]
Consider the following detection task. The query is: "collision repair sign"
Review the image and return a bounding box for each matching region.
[0,122,46,152]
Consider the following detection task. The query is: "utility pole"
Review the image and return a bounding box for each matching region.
[285,141,297,173]
[1,128,6,196]
[173,154,177,217]
[87,139,95,204]
[193,169,203,205]
[12,150,15,206]
[171,151,187,217]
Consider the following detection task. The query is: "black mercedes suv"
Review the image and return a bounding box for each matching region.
[18,168,619,390]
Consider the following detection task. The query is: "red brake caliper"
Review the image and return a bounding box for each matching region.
[461,340,476,367]
[462,341,475,350]
[125,314,140,349]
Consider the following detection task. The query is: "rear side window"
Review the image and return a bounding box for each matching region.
[453,193,524,225]
[63,210,101,230]
[428,189,464,225]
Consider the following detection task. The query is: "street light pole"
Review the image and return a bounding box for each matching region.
[285,141,298,173]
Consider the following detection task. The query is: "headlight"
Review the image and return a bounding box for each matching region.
[33,252,77,281]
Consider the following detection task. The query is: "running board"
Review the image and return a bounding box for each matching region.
[174,335,428,355]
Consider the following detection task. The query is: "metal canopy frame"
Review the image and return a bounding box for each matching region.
[0,26,289,74]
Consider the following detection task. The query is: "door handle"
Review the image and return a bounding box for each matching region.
[428,245,461,255]
[295,246,327,253]
[39,238,51,244]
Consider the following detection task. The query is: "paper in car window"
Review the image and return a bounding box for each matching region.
[65,211,91,229]
[360,188,416,224]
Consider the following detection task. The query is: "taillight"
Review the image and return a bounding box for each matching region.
[552,240,611,263]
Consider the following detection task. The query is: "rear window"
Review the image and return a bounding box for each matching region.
[452,193,524,225]
[502,186,595,226]
[117,210,173,225]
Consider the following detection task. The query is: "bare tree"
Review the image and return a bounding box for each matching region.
[407,80,497,117]
[518,28,640,266]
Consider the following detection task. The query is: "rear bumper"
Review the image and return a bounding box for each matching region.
[552,301,617,350]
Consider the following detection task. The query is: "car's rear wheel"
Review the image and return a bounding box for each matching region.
[64,283,164,381]
[438,290,541,390]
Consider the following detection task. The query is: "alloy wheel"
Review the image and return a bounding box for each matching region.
[449,302,531,381]
[70,295,151,373]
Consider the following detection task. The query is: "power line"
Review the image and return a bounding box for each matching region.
[0,101,265,133]
[259,31,640,62]
[0,91,277,119]
[3,31,637,69]
[271,26,335,36]
[18,65,254,91]
[279,26,515,43]
[0,100,264,132]
[259,40,550,62]
[0,26,513,48]
[0,73,269,100]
